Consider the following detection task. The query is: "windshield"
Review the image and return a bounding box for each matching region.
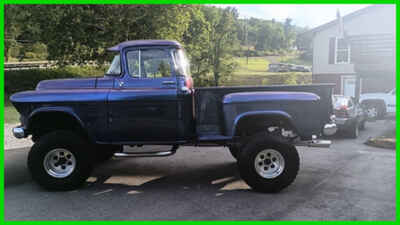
[173,48,191,77]
[106,54,121,75]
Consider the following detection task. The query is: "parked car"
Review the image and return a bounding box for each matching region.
[10,40,337,193]
[291,65,311,72]
[333,95,367,138]
[359,88,396,119]
[268,63,290,72]
[269,63,311,73]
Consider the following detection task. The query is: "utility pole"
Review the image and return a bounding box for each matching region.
[245,18,249,65]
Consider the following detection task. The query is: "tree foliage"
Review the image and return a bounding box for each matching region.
[236,17,299,52]
[4,5,308,86]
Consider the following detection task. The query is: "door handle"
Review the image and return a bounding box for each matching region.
[162,81,176,85]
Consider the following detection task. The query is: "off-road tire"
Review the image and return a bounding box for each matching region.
[27,130,93,191]
[237,133,299,193]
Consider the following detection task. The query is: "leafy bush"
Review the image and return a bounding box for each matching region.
[262,73,311,85]
[24,52,37,60]
[5,66,106,96]
[233,49,282,57]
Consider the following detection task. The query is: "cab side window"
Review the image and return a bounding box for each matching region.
[126,49,172,78]
[126,50,140,78]
[141,49,172,78]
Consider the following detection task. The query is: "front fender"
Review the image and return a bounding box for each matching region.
[28,106,85,129]
[229,110,297,137]
[26,106,94,141]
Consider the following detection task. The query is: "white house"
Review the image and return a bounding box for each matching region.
[306,5,396,97]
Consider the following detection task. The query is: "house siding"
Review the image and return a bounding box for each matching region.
[312,5,396,94]
[312,5,395,75]
[313,73,395,94]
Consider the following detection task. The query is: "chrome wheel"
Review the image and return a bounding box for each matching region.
[254,149,285,179]
[43,148,76,178]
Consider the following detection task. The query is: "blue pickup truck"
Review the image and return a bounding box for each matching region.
[10,40,337,192]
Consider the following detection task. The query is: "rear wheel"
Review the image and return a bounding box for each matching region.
[27,130,93,191]
[237,133,299,193]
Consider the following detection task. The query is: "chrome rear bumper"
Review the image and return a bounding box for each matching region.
[323,123,337,136]
[12,126,27,139]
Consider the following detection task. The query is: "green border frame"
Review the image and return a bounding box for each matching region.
[1,1,398,223]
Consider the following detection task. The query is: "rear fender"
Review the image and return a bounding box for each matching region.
[232,111,298,137]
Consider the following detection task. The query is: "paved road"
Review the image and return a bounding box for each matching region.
[5,121,396,220]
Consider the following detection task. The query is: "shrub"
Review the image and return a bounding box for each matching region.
[24,52,37,60]
[262,73,312,85]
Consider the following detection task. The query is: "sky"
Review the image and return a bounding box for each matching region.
[213,4,370,28]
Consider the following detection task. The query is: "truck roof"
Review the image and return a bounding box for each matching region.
[107,40,181,51]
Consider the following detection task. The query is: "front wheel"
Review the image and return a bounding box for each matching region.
[27,130,93,191]
[238,133,299,193]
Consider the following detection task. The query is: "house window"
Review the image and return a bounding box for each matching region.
[335,38,351,64]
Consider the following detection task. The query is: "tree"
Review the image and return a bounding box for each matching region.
[202,6,238,86]
[5,6,17,62]
[295,27,313,61]
[283,18,295,49]
[182,6,212,86]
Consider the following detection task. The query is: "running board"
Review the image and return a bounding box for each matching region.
[114,145,179,158]
[296,140,331,148]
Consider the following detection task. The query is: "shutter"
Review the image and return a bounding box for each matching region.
[328,37,336,64]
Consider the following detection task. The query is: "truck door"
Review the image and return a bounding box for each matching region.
[107,47,178,143]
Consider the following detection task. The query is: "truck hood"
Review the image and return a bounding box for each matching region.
[36,78,98,90]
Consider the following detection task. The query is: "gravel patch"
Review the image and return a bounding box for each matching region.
[4,123,33,150]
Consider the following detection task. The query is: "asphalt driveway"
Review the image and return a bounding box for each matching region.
[4,120,396,220]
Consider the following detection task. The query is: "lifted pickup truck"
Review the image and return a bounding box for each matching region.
[11,40,337,192]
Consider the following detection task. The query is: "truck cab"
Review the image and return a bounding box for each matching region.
[104,40,195,143]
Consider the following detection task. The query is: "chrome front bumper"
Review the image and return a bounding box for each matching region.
[12,126,27,139]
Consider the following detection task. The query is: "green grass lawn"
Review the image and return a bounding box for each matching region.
[5,100,19,124]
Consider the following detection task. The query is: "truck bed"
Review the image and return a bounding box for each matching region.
[194,84,334,137]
